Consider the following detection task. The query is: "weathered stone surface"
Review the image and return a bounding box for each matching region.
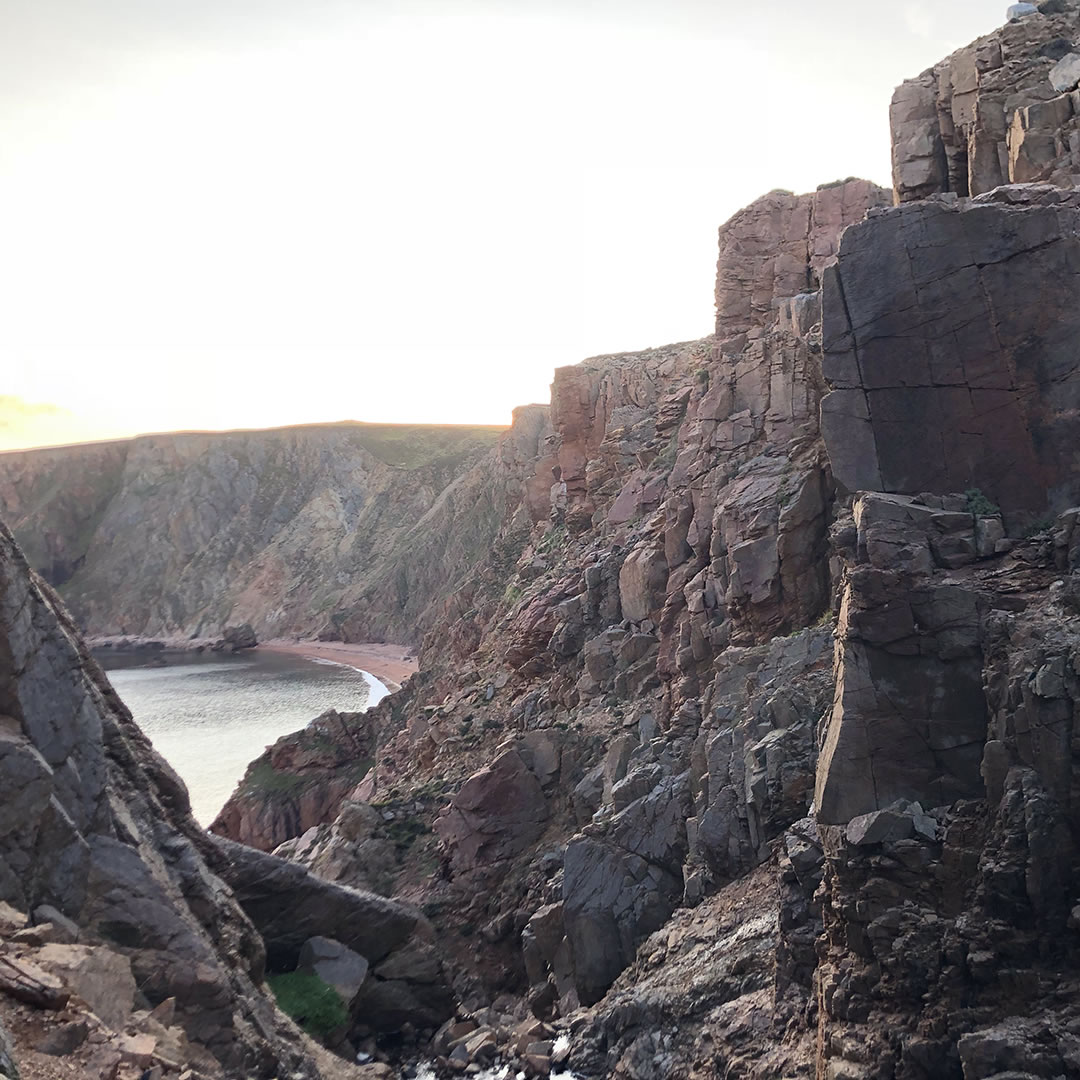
[35,944,136,1030]
[434,749,549,871]
[209,835,420,966]
[892,5,1080,200]
[563,775,690,1004]
[0,420,530,646]
[298,936,369,1004]
[816,566,986,824]
[714,181,889,348]
[821,191,1080,521]
[1050,51,1080,91]
[211,708,375,852]
[0,521,353,1077]
[209,836,454,1031]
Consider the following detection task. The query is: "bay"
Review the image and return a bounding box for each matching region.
[99,648,385,825]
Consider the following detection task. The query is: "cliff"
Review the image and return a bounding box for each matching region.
[208,7,1080,1078]
[0,420,522,646]
[11,4,1080,1079]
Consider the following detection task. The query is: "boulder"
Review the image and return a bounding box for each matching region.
[208,836,421,967]
[563,775,690,1004]
[219,623,258,652]
[434,750,549,871]
[297,937,369,1004]
[36,944,136,1031]
[208,836,454,1031]
[1049,51,1080,91]
[821,191,1080,522]
[618,544,668,624]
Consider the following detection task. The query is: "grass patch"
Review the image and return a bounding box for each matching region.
[965,488,1000,517]
[347,422,505,469]
[267,971,347,1039]
[241,759,309,796]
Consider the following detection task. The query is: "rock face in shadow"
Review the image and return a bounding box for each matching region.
[209,837,454,1031]
[821,186,1080,522]
[0,521,338,1077]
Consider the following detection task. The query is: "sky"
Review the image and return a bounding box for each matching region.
[1,0,1003,450]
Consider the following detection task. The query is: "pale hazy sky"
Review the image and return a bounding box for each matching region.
[2,0,1000,449]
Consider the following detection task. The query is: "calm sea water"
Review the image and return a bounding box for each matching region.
[99,649,386,825]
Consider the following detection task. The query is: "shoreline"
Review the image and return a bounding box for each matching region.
[254,639,418,694]
[89,635,419,695]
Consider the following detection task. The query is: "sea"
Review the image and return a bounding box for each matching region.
[98,647,386,825]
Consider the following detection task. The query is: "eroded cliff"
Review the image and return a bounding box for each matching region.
[0,420,523,646]
[12,5,1080,1079]
[207,7,1080,1078]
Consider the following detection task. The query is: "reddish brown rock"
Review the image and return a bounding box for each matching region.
[892,4,1080,201]
[210,709,375,852]
[714,180,889,349]
[434,749,549,872]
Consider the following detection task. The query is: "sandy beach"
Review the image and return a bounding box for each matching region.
[258,639,418,692]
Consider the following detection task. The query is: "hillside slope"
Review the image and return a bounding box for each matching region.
[0,420,539,645]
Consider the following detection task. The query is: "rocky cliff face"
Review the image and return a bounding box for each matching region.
[0,521,360,1077]
[0,420,524,645]
[892,0,1080,200]
[204,8,1080,1078]
[0,518,451,1077]
[13,6,1080,1079]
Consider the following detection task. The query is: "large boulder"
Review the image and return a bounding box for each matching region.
[209,837,454,1030]
[563,775,690,1005]
[821,187,1080,524]
[433,749,549,871]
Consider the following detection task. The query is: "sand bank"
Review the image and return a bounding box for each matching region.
[258,639,418,692]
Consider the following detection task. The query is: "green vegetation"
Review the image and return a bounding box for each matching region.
[385,815,430,853]
[965,488,1000,517]
[267,972,347,1038]
[1025,516,1055,537]
[538,524,567,554]
[241,759,308,796]
[346,422,505,469]
[694,367,710,388]
[503,583,523,607]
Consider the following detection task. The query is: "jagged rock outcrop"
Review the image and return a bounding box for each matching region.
[714,180,889,349]
[209,838,454,1032]
[210,709,376,852]
[13,13,1080,1080]
[892,1,1080,201]
[0,520,365,1077]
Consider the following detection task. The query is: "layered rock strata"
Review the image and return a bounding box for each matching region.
[0,420,532,645]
